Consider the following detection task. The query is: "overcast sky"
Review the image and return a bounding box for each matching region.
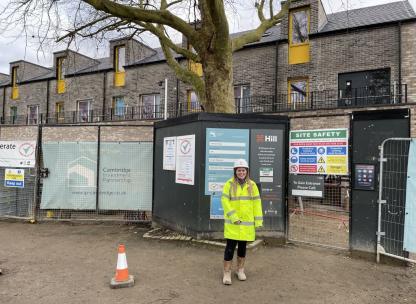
[0,0,415,74]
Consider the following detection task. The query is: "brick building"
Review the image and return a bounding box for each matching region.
[0,0,415,124]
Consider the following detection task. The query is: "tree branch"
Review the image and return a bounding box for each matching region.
[231,0,290,52]
[138,21,200,62]
[82,0,199,45]
[156,23,205,104]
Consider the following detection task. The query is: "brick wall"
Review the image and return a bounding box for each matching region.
[0,126,38,140]
[401,22,416,103]
[278,25,400,94]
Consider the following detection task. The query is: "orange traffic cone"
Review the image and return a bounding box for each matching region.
[110,244,135,289]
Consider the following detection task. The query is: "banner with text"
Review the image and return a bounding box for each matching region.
[289,129,349,175]
[0,141,37,168]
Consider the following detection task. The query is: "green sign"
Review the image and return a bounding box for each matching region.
[290,129,347,140]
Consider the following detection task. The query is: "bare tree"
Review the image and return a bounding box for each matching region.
[1,0,290,113]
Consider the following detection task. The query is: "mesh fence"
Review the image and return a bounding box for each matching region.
[377,138,416,263]
[36,125,153,223]
[288,176,350,249]
[0,167,37,219]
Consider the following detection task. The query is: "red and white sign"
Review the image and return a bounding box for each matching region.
[175,134,195,185]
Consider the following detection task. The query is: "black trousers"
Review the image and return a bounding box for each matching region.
[224,239,247,261]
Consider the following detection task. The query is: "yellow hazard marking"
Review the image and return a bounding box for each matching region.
[318,157,325,164]
[327,156,347,164]
[327,164,348,175]
[318,166,326,173]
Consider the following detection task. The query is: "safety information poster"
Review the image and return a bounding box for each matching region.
[205,128,249,195]
[163,136,176,170]
[175,134,195,185]
[289,129,349,175]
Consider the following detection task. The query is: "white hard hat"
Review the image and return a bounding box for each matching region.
[234,159,249,169]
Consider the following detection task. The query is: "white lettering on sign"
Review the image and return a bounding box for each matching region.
[265,135,278,142]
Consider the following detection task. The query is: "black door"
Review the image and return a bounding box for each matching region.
[351,109,409,254]
[338,69,391,106]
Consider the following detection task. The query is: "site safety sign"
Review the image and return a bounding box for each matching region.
[289,129,349,175]
[4,168,25,188]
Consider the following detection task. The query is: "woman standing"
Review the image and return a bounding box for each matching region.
[221,159,263,285]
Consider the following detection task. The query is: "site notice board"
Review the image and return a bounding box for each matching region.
[152,113,288,239]
[289,129,349,175]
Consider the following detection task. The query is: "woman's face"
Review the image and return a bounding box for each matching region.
[236,167,247,179]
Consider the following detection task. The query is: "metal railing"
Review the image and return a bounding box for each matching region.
[0,84,409,125]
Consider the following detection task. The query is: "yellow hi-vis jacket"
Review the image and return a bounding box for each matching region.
[221,177,263,241]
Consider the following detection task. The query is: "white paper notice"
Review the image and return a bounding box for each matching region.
[163,136,177,170]
[175,134,195,185]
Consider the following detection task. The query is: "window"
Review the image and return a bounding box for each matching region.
[234,85,251,112]
[10,106,17,124]
[187,90,201,112]
[288,79,309,109]
[289,8,310,64]
[141,94,161,118]
[56,102,64,122]
[27,105,39,125]
[77,100,91,123]
[112,96,126,117]
[114,46,126,87]
[11,66,19,99]
[57,57,66,94]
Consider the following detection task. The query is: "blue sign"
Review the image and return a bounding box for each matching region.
[327,147,347,155]
[205,128,249,195]
[5,180,24,188]
[210,194,224,219]
[290,156,298,163]
[318,147,326,155]
[299,147,317,155]
[299,156,317,164]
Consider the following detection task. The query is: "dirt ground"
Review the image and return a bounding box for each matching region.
[1,222,416,304]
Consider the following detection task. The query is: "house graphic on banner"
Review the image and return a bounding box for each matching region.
[67,157,96,188]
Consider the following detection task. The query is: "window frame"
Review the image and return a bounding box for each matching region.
[234,84,251,113]
[186,90,201,112]
[289,7,310,46]
[27,104,39,125]
[114,45,126,73]
[10,106,17,124]
[141,93,161,118]
[77,99,92,123]
[288,78,309,107]
[112,96,127,117]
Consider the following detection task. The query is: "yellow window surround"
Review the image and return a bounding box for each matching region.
[114,45,126,87]
[57,57,66,94]
[187,43,203,77]
[11,67,19,100]
[289,7,310,65]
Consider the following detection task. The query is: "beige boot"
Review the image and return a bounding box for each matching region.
[235,257,247,281]
[223,260,232,285]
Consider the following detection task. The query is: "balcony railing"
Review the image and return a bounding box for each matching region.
[0,84,409,125]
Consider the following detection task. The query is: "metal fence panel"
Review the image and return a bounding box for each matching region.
[377,138,416,263]
[288,176,350,249]
[36,125,152,222]
[0,167,36,219]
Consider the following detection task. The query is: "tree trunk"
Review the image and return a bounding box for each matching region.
[202,51,235,113]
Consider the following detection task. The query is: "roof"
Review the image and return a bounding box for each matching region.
[320,1,416,33]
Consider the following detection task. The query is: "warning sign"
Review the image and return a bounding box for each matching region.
[289,129,348,175]
[4,168,25,188]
